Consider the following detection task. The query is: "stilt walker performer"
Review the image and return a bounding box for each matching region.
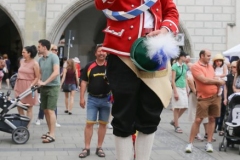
[94,0,179,159]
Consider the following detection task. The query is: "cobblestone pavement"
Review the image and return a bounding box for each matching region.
[0,88,239,160]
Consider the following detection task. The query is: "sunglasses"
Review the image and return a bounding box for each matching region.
[51,49,58,51]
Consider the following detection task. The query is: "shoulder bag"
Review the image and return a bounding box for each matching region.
[175,65,184,82]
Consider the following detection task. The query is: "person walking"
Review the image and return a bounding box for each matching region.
[185,49,225,153]
[38,39,60,143]
[14,45,39,127]
[0,57,5,89]
[35,44,61,127]
[170,50,188,133]
[95,0,179,159]
[73,57,81,91]
[79,45,111,158]
[3,54,11,89]
[61,59,79,114]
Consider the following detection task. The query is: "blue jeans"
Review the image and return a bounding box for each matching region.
[86,95,111,124]
[38,107,58,119]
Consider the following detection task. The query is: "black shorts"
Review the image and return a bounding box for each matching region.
[106,54,164,137]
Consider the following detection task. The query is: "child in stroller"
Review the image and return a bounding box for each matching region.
[0,86,38,144]
[219,93,240,154]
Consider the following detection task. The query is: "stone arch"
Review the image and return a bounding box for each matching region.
[0,0,24,45]
[179,20,193,57]
[47,0,94,44]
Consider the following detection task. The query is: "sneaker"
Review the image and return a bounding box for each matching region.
[185,143,193,153]
[195,133,204,141]
[56,122,61,127]
[205,143,213,152]
[107,123,113,129]
[35,119,41,125]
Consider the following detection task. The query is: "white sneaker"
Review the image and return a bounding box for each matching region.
[205,143,213,152]
[107,123,113,129]
[56,122,61,127]
[35,119,41,125]
[185,143,193,153]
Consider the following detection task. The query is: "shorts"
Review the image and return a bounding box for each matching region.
[40,86,59,110]
[196,94,221,118]
[86,95,111,124]
[188,93,208,123]
[106,54,164,137]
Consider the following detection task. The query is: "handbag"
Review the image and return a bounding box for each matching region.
[62,83,71,92]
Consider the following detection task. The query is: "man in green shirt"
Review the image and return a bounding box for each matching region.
[38,39,60,143]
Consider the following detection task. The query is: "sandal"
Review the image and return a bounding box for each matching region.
[96,147,105,157]
[170,120,175,127]
[204,134,216,142]
[79,148,90,158]
[219,131,224,136]
[41,132,50,139]
[42,135,55,143]
[175,127,183,133]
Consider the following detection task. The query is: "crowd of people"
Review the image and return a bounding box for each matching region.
[1,0,240,159]
[169,49,240,153]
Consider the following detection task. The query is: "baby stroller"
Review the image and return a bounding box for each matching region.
[219,93,240,154]
[0,85,38,144]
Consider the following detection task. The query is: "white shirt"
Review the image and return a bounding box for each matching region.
[144,0,154,28]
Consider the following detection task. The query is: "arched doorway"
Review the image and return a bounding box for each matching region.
[0,3,24,73]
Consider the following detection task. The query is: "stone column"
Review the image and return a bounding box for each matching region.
[24,0,47,46]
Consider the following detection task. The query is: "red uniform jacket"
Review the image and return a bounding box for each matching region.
[95,0,179,57]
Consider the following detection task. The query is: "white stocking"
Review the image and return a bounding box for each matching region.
[114,136,133,160]
[135,132,155,160]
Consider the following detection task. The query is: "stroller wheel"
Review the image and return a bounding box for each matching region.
[224,141,227,152]
[239,145,240,155]
[12,126,30,144]
[218,142,224,151]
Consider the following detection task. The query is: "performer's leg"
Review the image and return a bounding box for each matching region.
[114,136,133,160]
[135,82,163,159]
[135,132,155,160]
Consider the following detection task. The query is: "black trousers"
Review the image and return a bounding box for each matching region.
[106,54,164,137]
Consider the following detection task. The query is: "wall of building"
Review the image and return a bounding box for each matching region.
[175,0,236,56]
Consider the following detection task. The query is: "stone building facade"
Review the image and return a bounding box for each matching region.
[0,0,239,66]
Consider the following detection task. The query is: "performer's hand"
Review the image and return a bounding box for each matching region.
[146,27,168,37]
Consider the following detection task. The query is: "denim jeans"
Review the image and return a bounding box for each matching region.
[86,95,111,123]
